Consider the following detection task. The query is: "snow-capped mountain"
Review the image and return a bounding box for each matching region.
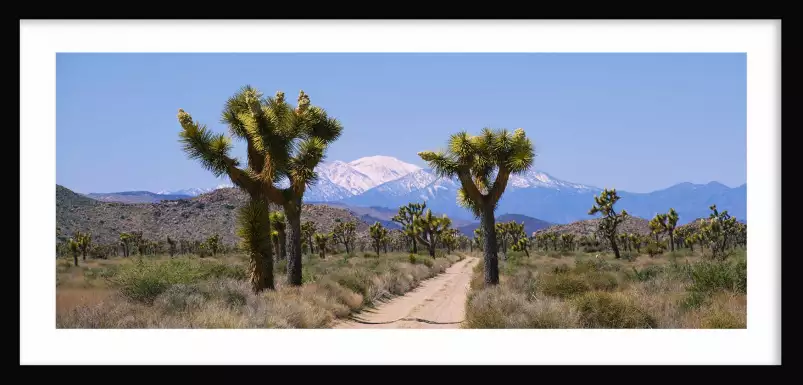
[348,156,422,186]
[508,170,597,191]
[157,184,233,197]
[315,160,376,195]
[99,155,745,225]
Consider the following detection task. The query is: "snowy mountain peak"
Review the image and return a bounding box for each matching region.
[348,155,422,186]
[508,170,596,190]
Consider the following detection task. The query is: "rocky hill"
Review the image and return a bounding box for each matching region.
[457,213,553,237]
[56,185,374,246]
[532,216,652,237]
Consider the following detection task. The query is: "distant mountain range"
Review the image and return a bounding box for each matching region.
[82,155,746,225]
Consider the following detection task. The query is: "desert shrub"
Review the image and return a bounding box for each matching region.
[628,265,664,282]
[584,271,620,291]
[106,259,245,304]
[700,309,745,329]
[573,292,657,328]
[464,286,579,328]
[552,264,571,274]
[153,284,209,313]
[645,240,666,258]
[547,251,562,259]
[408,254,417,265]
[416,255,435,268]
[688,260,746,294]
[539,273,590,298]
[504,269,539,299]
[332,269,373,298]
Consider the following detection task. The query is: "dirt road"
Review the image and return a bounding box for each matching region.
[334,256,479,329]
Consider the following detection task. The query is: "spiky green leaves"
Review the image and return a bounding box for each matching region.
[237,200,272,254]
[420,127,535,220]
[178,109,235,177]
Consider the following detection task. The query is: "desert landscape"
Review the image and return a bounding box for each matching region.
[54,54,747,330]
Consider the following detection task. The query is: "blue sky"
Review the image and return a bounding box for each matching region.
[56,53,746,194]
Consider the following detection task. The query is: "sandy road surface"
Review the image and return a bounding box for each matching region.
[334,256,479,329]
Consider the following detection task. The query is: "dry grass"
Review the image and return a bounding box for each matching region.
[56,251,461,328]
[465,248,746,329]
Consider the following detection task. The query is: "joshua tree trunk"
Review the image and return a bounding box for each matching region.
[307,235,315,255]
[383,243,388,254]
[669,232,675,252]
[249,247,274,292]
[285,206,303,286]
[279,231,287,261]
[610,236,621,259]
[319,247,326,259]
[481,205,500,285]
[411,236,417,254]
[72,251,79,267]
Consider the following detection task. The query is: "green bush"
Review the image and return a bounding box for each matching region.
[408,254,417,265]
[584,271,619,291]
[106,259,246,304]
[628,265,663,282]
[573,292,657,328]
[539,273,590,298]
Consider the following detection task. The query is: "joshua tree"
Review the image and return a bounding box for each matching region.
[588,188,629,259]
[167,236,177,258]
[629,233,642,253]
[314,233,329,259]
[548,232,560,251]
[649,214,666,242]
[119,233,131,257]
[700,205,739,260]
[128,231,145,256]
[472,227,483,252]
[560,233,576,252]
[664,208,679,251]
[414,209,452,257]
[206,234,220,256]
[685,232,698,252]
[440,228,460,254]
[369,222,389,256]
[67,238,80,266]
[73,231,91,261]
[617,233,630,252]
[270,212,287,260]
[332,219,357,255]
[301,221,317,255]
[392,203,426,254]
[511,236,530,257]
[419,128,534,285]
[178,86,342,289]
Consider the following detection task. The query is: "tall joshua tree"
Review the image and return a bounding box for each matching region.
[369,222,388,256]
[119,233,131,257]
[332,220,357,255]
[301,221,317,255]
[414,209,452,257]
[419,127,534,285]
[314,233,329,259]
[75,231,91,261]
[392,203,426,254]
[68,238,80,267]
[178,86,342,288]
[663,208,679,252]
[649,214,666,242]
[588,188,629,259]
[206,234,220,256]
